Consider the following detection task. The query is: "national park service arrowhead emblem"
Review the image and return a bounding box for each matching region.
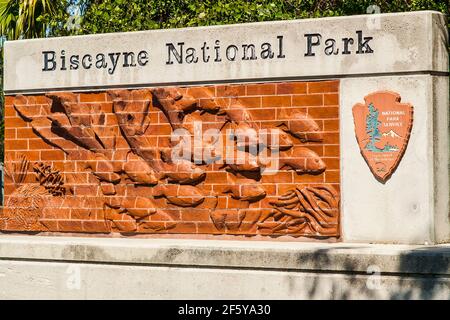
[352,91,413,183]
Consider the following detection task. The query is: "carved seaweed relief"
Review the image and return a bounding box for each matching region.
[4,153,29,187]
[4,83,340,238]
[268,185,339,235]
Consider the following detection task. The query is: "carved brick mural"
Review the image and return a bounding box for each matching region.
[1,80,340,238]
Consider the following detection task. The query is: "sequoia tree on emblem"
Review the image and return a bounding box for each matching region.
[352,91,413,183]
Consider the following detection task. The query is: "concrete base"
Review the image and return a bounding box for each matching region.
[0,235,449,299]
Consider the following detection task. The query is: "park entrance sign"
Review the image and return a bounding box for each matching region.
[1,11,449,244]
[4,11,448,94]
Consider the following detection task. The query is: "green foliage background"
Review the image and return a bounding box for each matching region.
[1,0,449,164]
[44,0,448,36]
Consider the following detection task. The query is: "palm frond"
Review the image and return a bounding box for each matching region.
[0,0,58,40]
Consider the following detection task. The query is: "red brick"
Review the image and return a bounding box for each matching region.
[260,184,276,194]
[170,222,197,234]
[324,93,339,105]
[205,172,229,184]
[145,124,172,135]
[70,208,92,220]
[276,184,298,195]
[40,150,65,161]
[22,172,37,184]
[308,81,339,93]
[18,150,40,161]
[212,184,230,194]
[31,95,51,104]
[39,220,59,231]
[29,139,51,150]
[308,106,339,119]
[131,89,152,101]
[181,209,211,222]
[235,96,261,108]
[186,86,215,98]
[16,127,38,139]
[325,170,340,183]
[42,208,70,219]
[293,173,325,183]
[4,96,14,106]
[4,128,16,139]
[322,133,340,144]
[261,171,293,184]
[323,158,340,170]
[99,102,113,113]
[324,145,340,157]
[216,85,246,97]
[323,119,340,131]
[4,106,17,117]
[4,139,27,150]
[111,221,136,232]
[197,222,223,234]
[3,184,15,195]
[277,82,307,94]
[105,114,118,125]
[246,83,276,95]
[300,145,324,156]
[79,92,106,103]
[249,108,276,121]
[83,221,111,233]
[292,94,323,106]
[57,220,84,232]
[5,117,28,128]
[261,95,291,108]
[74,185,99,196]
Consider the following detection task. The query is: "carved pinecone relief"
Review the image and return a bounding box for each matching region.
[33,162,66,196]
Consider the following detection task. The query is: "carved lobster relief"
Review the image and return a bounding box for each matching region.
[3,82,340,238]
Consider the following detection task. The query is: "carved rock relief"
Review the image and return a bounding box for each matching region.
[2,82,340,238]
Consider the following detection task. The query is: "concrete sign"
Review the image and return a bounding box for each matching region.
[3,11,448,94]
[1,11,449,245]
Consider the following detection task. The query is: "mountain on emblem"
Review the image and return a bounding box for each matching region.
[382,130,401,139]
[352,91,413,183]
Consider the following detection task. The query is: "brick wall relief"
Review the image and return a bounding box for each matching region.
[1,81,340,238]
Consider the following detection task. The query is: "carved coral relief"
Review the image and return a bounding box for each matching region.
[2,153,48,231]
[4,83,340,238]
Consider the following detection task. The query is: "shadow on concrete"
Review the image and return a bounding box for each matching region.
[290,245,450,299]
